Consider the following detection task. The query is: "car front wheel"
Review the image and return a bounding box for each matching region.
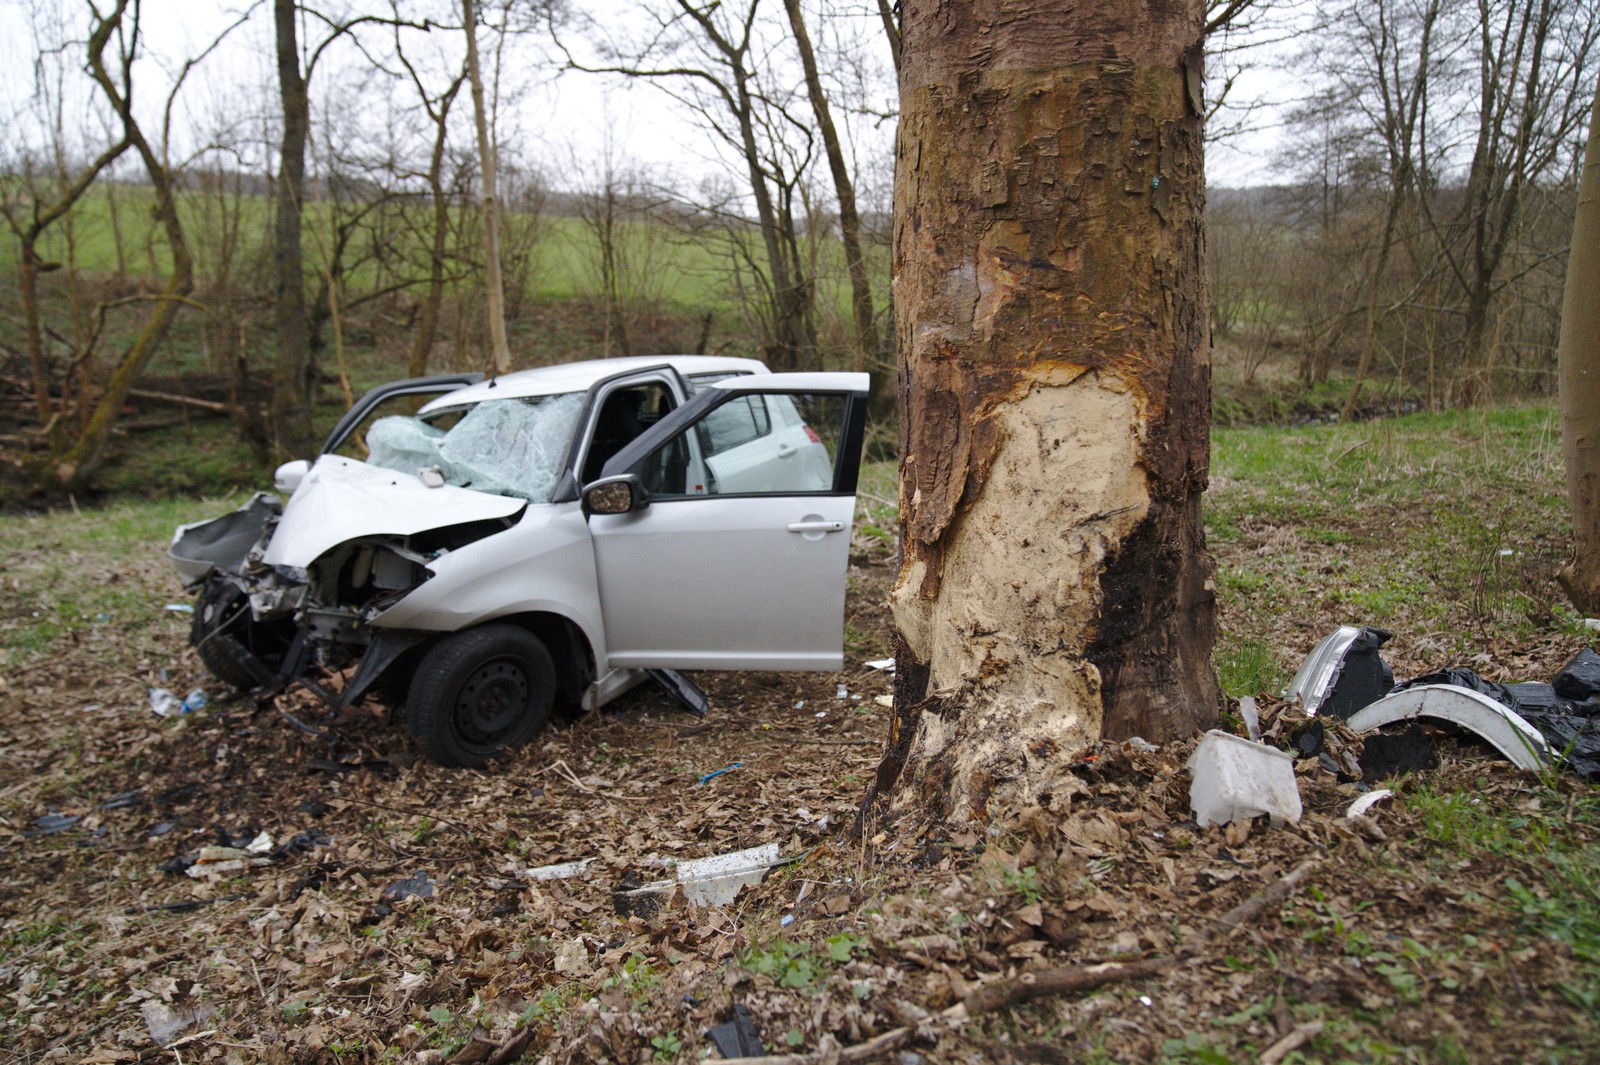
[404,624,554,768]
[191,575,295,690]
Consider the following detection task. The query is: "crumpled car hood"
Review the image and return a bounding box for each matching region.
[262,456,526,567]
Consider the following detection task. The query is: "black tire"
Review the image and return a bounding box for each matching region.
[404,624,554,768]
[190,575,295,691]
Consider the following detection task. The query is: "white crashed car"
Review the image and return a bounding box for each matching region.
[170,355,869,766]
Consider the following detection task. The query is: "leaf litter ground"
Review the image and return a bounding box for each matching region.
[3,411,1599,1063]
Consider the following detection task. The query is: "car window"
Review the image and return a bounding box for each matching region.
[328,394,444,460]
[642,391,848,498]
[583,381,677,484]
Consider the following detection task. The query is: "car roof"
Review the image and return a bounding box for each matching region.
[416,355,769,413]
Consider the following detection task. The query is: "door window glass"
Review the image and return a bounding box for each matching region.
[643,392,846,497]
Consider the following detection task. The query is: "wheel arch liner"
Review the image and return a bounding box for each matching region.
[338,630,431,709]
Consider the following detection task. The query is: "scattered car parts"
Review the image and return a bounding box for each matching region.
[1346,684,1551,771]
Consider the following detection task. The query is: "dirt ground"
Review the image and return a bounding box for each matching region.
[2,516,1597,1064]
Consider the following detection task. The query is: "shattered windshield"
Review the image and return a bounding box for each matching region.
[364,393,586,502]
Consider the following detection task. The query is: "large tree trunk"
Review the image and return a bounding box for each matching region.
[1559,76,1600,613]
[270,0,313,458]
[871,0,1218,826]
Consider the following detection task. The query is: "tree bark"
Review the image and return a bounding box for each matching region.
[782,0,881,372]
[463,0,512,376]
[873,0,1218,826]
[1559,75,1600,613]
[270,0,313,458]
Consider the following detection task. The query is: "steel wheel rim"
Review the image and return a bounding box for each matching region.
[452,657,531,749]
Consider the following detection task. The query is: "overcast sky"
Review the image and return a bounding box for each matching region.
[0,0,1293,197]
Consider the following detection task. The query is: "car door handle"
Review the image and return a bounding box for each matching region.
[787,520,845,534]
[776,443,797,458]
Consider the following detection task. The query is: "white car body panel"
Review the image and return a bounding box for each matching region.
[415,355,768,414]
[589,492,855,671]
[371,502,610,659]
[261,456,526,569]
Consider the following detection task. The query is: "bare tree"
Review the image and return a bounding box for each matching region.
[269,1,431,458]
[555,0,822,370]
[782,0,880,372]
[392,29,468,377]
[1422,0,1600,403]
[35,0,196,493]
[462,0,511,375]
[1558,74,1600,612]
[867,0,1216,826]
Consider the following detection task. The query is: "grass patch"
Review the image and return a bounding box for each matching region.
[1216,637,1283,698]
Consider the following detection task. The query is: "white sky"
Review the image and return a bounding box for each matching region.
[0,0,1290,198]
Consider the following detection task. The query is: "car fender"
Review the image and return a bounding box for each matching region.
[368,503,610,667]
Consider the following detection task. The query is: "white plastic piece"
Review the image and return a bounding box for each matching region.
[1186,730,1303,828]
[613,842,782,910]
[524,857,596,881]
[1345,789,1394,819]
[1238,696,1260,741]
[1345,684,1550,771]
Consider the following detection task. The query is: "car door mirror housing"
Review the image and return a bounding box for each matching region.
[274,459,310,495]
[583,475,647,516]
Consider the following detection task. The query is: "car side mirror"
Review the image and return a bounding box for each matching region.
[274,459,310,495]
[583,474,648,516]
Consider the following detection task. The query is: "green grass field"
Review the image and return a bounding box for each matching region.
[0,181,886,319]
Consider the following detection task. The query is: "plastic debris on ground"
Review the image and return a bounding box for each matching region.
[523,857,596,882]
[1287,625,1394,719]
[1289,625,1598,778]
[24,813,82,837]
[141,1001,217,1045]
[644,668,709,718]
[612,842,782,917]
[382,871,435,901]
[1356,723,1437,782]
[1348,684,1550,771]
[699,761,742,785]
[706,1003,767,1058]
[147,688,182,717]
[1186,730,1303,828]
[1389,655,1596,772]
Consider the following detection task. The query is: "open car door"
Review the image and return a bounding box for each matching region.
[585,373,869,670]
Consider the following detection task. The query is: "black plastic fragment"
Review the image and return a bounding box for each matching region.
[647,668,710,718]
[1321,627,1395,719]
[707,1003,766,1058]
[98,789,145,810]
[1290,720,1325,758]
[382,871,435,901]
[1553,649,1600,705]
[1359,724,1437,782]
[24,813,81,837]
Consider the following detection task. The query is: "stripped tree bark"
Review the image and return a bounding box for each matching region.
[1558,74,1600,613]
[869,0,1218,826]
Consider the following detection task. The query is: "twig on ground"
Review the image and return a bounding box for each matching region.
[1259,1020,1325,1064]
[544,758,593,793]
